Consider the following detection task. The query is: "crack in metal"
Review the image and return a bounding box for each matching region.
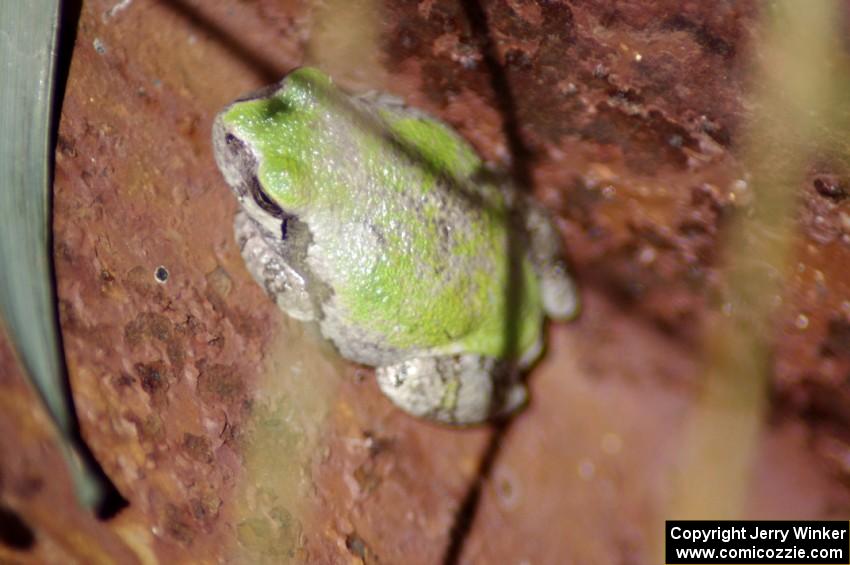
[442,0,536,562]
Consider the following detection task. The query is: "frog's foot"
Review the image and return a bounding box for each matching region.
[523,199,580,320]
[234,210,316,321]
[375,354,527,425]
[539,261,579,320]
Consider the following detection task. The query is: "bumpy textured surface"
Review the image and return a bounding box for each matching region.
[215,68,546,362]
[2,1,849,564]
[213,67,581,424]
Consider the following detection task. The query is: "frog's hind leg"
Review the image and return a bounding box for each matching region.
[375,354,526,425]
[234,210,316,321]
[523,199,580,320]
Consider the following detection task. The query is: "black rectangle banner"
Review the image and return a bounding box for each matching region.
[666,521,849,564]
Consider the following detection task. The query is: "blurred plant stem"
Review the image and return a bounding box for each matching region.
[660,0,842,540]
[305,0,382,86]
[0,0,106,510]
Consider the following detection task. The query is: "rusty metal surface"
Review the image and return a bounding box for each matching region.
[459,291,849,564]
[1,0,849,563]
[47,0,493,562]
[0,327,142,565]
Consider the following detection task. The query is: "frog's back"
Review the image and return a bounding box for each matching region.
[223,68,544,362]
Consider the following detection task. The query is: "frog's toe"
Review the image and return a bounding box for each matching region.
[541,263,580,320]
[498,382,528,418]
[375,354,524,425]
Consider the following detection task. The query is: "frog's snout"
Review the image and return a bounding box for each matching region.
[212,118,260,198]
[211,115,244,189]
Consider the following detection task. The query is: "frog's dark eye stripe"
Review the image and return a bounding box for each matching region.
[249,176,284,218]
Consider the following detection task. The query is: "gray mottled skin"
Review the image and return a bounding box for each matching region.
[375,355,523,424]
[234,210,314,321]
[213,71,578,425]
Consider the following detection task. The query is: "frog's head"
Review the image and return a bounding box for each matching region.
[212,67,335,229]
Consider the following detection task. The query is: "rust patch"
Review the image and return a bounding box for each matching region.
[196,363,244,403]
[182,433,214,464]
[135,361,170,399]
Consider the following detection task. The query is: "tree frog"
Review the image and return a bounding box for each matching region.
[212,67,578,424]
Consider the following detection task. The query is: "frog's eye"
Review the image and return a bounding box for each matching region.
[224,133,240,152]
[249,176,284,219]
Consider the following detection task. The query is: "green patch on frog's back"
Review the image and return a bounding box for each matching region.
[378,111,480,182]
[336,213,545,360]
